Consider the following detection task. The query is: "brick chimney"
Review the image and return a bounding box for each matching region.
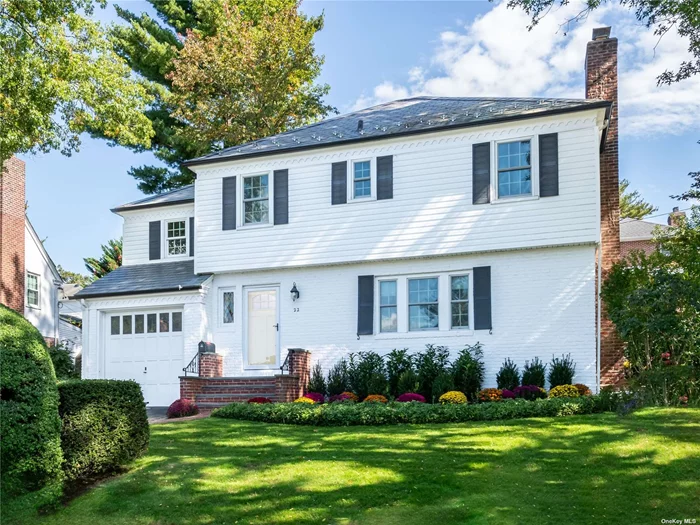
[667,206,686,226]
[585,27,623,387]
[0,156,26,313]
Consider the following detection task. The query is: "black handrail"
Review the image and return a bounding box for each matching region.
[183,352,199,377]
[280,349,292,374]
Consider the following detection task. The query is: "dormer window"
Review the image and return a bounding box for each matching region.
[166,220,187,256]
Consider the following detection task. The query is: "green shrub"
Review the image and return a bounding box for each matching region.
[415,344,450,401]
[326,358,349,396]
[48,343,79,380]
[212,395,607,426]
[496,358,520,390]
[522,357,546,388]
[548,354,576,388]
[347,352,387,399]
[396,369,420,396]
[58,380,149,482]
[431,372,454,402]
[307,363,327,395]
[0,305,63,496]
[629,365,699,406]
[451,343,485,402]
[386,348,413,398]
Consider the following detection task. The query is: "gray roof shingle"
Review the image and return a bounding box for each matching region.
[184,96,610,167]
[620,218,668,241]
[111,185,194,213]
[74,260,210,299]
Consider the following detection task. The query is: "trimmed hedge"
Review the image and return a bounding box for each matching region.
[212,396,606,426]
[0,305,63,495]
[58,380,149,482]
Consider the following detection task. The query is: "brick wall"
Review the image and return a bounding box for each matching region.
[199,352,223,377]
[180,376,207,401]
[585,28,624,386]
[620,240,656,258]
[0,156,26,313]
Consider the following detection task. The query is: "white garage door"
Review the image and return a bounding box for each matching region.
[105,309,184,406]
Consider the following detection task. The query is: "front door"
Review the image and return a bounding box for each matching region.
[245,287,279,368]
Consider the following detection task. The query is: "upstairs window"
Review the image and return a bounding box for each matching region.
[26,272,40,308]
[166,220,187,256]
[497,140,531,198]
[243,174,269,225]
[353,160,371,198]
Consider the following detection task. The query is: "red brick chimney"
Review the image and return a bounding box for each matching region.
[667,206,686,226]
[585,27,623,386]
[0,156,26,313]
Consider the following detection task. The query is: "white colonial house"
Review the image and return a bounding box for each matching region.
[76,28,623,407]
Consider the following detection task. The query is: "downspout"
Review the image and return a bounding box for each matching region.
[597,243,602,394]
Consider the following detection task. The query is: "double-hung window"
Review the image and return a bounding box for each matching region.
[353,160,371,198]
[379,280,397,333]
[166,220,187,256]
[408,278,439,331]
[497,140,532,198]
[450,275,470,329]
[26,272,40,308]
[243,174,269,225]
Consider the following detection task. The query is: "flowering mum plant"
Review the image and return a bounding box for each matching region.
[363,394,388,403]
[167,398,200,418]
[478,388,502,402]
[501,389,516,399]
[294,396,315,404]
[303,392,325,403]
[247,397,273,404]
[396,393,426,403]
[549,385,580,398]
[439,391,467,404]
[573,384,592,396]
[513,385,547,400]
[329,392,357,403]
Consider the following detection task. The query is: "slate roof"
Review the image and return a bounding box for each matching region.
[74,260,210,299]
[620,218,668,241]
[184,96,611,167]
[111,185,194,213]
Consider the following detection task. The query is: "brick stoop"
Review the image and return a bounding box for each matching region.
[193,377,279,409]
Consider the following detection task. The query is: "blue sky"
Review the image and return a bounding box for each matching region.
[20,1,699,275]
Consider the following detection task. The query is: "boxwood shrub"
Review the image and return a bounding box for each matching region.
[58,380,149,482]
[212,395,606,426]
[0,305,63,496]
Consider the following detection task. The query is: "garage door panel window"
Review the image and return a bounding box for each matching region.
[159,313,170,332]
[135,314,144,334]
[147,314,157,333]
[172,312,182,332]
[111,316,120,335]
[123,315,132,335]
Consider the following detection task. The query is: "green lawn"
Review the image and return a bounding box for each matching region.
[5,408,699,525]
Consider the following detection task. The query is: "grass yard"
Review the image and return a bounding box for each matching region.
[5,408,699,525]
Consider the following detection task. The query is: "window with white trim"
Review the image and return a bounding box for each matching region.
[379,280,397,333]
[26,272,40,308]
[166,220,187,256]
[408,278,439,331]
[353,160,371,198]
[243,174,269,224]
[222,289,235,325]
[450,275,470,329]
[497,140,532,198]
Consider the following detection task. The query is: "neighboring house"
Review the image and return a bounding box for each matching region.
[59,283,83,357]
[1,157,64,344]
[76,28,623,407]
[619,207,685,258]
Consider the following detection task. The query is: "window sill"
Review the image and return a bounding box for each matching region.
[490,195,539,205]
[374,330,474,340]
[238,223,274,231]
[347,195,376,204]
[26,304,41,311]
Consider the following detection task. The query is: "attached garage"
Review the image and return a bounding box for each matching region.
[105,309,184,406]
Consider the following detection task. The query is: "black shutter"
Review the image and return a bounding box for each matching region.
[189,216,194,256]
[331,162,347,205]
[148,221,161,260]
[539,133,559,197]
[222,176,236,230]
[473,266,492,330]
[357,275,374,336]
[274,169,289,225]
[472,142,491,205]
[376,155,393,200]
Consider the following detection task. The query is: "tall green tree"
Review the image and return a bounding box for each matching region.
[57,265,94,288]
[0,0,154,166]
[84,238,122,279]
[620,178,657,219]
[106,0,331,194]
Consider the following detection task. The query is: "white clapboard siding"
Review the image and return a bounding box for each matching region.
[191,111,601,274]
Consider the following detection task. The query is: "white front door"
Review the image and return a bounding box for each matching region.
[245,287,279,368]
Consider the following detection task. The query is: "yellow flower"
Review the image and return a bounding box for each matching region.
[623,360,631,369]
[439,391,468,405]
[294,397,315,404]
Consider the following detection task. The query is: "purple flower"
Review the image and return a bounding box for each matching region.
[502,389,516,399]
[396,393,426,403]
[303,392,325,404]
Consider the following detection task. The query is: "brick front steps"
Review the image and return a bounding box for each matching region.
[195,378,278,409]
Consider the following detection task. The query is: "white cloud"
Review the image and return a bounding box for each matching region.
[351,1,700,136]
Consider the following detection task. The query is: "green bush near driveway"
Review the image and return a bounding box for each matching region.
[0,305,63,496]
[212,395,606,426]
[58,380,149,482]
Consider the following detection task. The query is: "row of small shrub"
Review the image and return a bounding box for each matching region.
[307,344,579,403]
[213,395,610,426]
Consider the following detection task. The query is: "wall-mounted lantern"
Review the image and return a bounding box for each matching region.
[290,282,300,302]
